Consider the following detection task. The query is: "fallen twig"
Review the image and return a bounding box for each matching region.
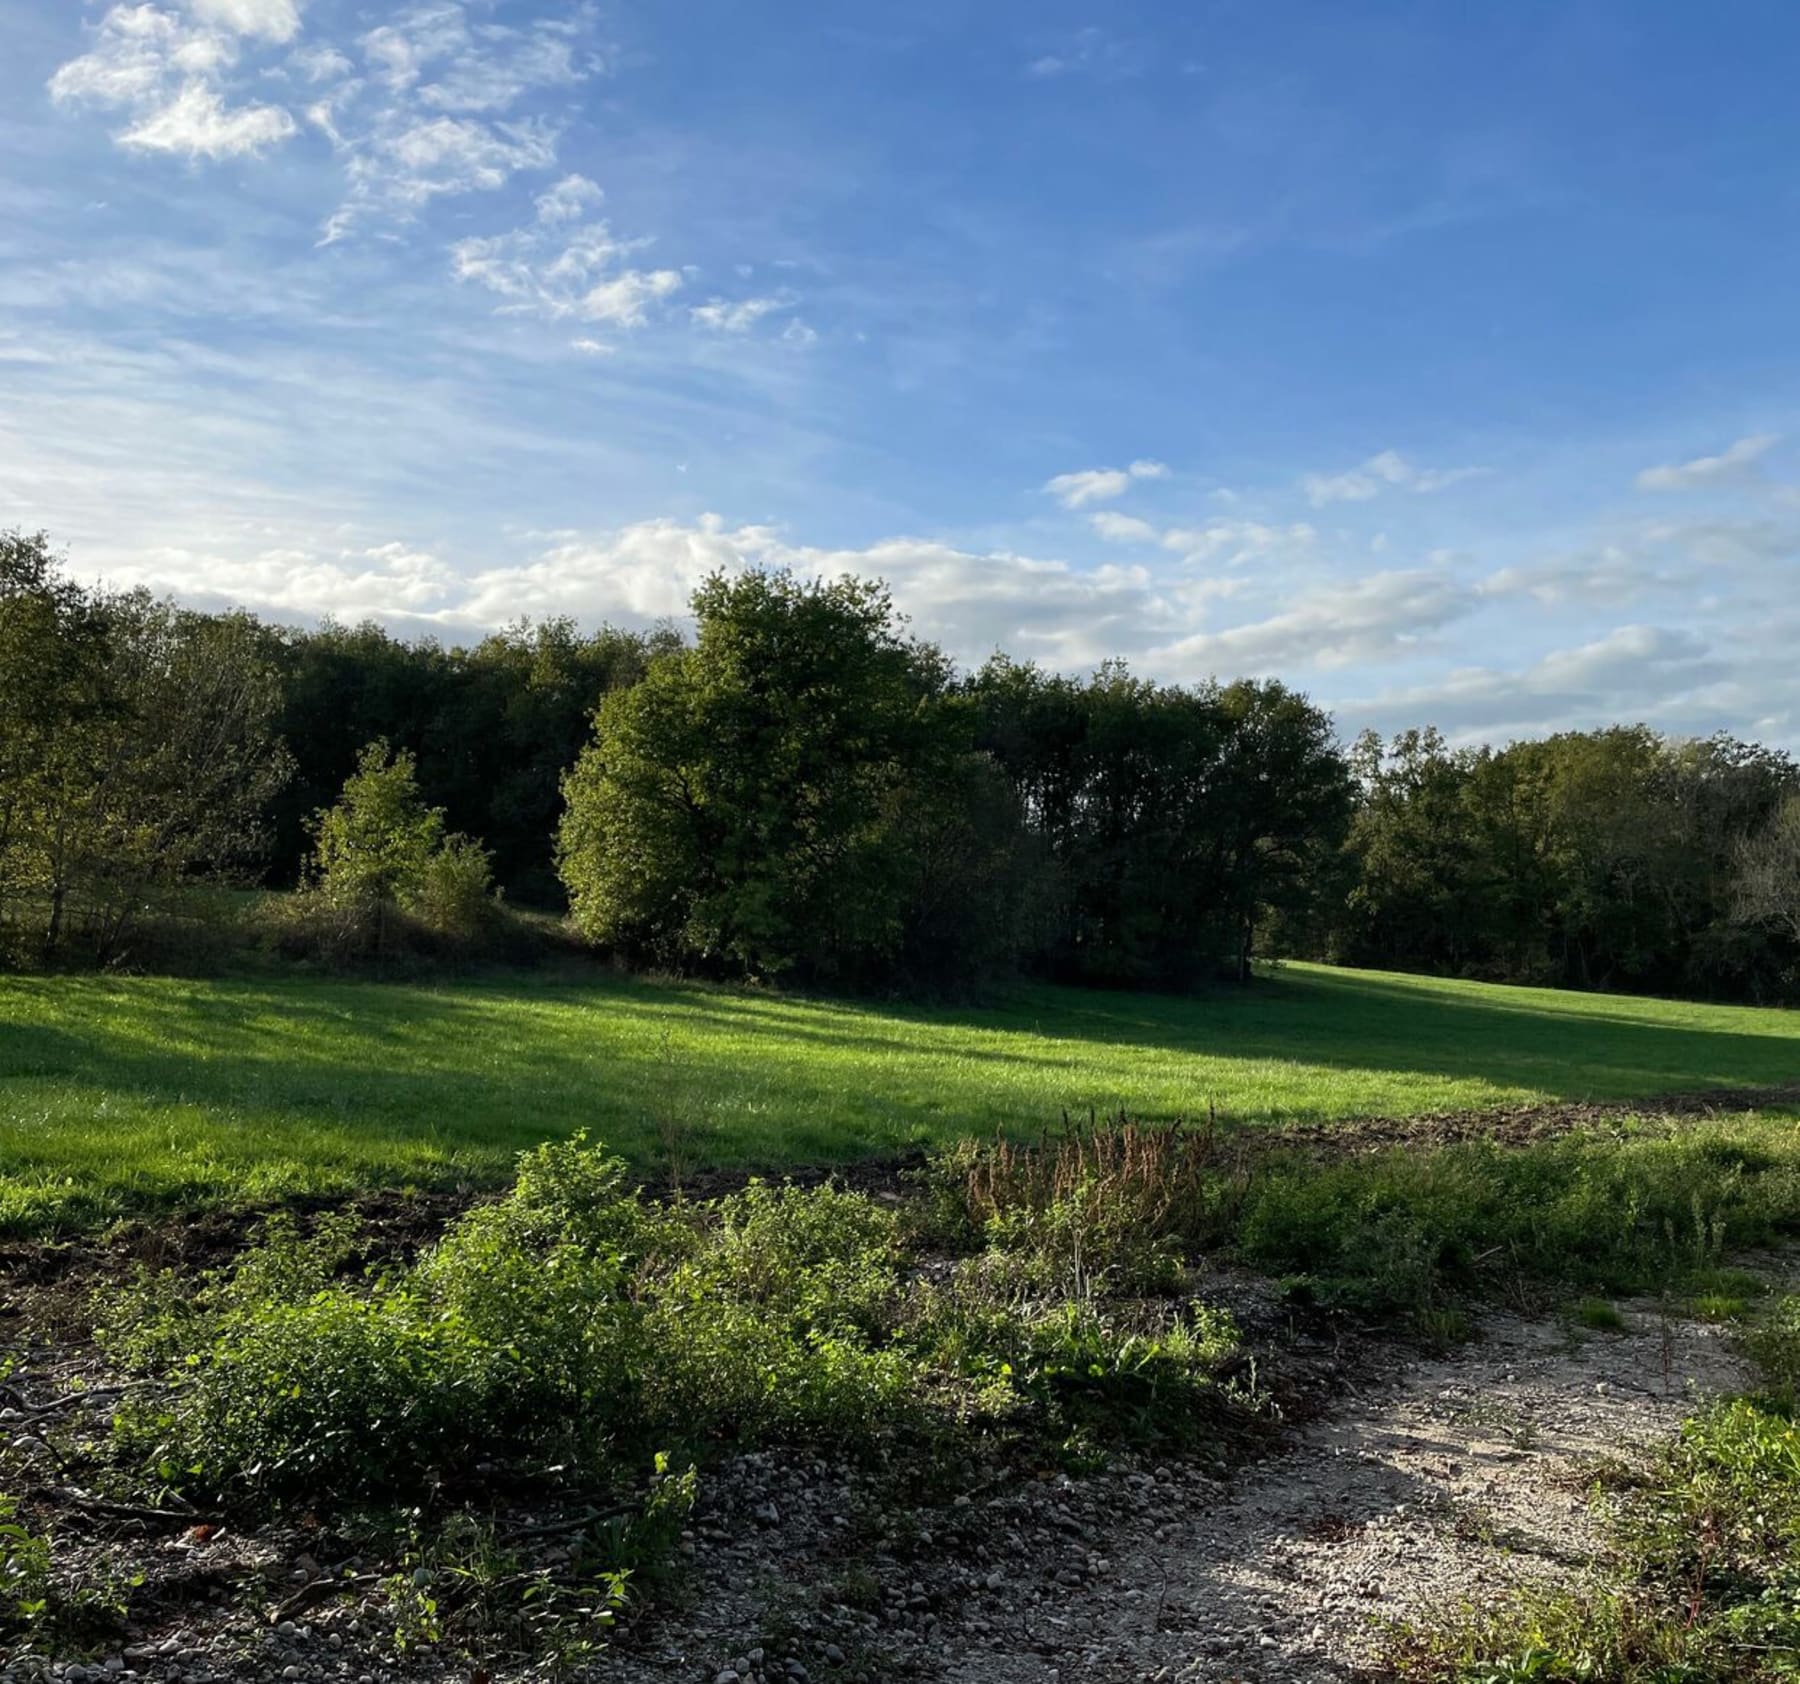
[272,1572,383,1624]
[37,1487,214,1526]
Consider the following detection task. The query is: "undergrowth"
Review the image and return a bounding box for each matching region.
[101,1134,1253,1511]
[922,1112,1800,1326]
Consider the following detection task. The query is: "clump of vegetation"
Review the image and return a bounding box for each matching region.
[918,1110,1245,1295]
[0,1495,50,1634]
[927,1112,1800,1328]
[0,529,290,969]
[273,739,507,963]
[104,1135,1250,1514]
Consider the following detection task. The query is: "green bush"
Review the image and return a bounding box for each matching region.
[277,741,504,964]
[106,1136,1253,1512]
[410,834,503,942]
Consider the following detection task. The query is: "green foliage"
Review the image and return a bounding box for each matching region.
[1232,1126,1800,1314]
[1574,1296,1626,1331]
[310,740,448,910]
[558,568,1020,987]
[969,656,1353,986]
[940,1114,1800,1324]
[261,615,676,903]
[1736,793,1800,950]
[0,1495,51,1633]
[929,1114,1235,1296]
[105,1136,1250,1511]
[288,741,500,961]
[1341,725,1800,1002]
[374,1468,691,1669]
[0,532,291,966]
[1744,1295,1800,1405]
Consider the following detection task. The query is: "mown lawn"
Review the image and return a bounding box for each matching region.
[1,961,1796,1232]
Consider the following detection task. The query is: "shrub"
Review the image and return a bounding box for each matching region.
[280,741,503,964]
[411,833,502,941]
[106,1136,1256,1513]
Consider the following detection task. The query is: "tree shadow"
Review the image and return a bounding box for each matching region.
[0,965,1794,1193]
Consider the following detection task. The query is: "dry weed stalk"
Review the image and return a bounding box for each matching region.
[962,1102,1246,1251]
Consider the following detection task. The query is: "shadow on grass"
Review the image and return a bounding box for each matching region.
[1,966,1795,1187]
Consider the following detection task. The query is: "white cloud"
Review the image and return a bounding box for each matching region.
[466,525,1175,669]
[450,178,685,329]
[1479,515,1800,606]
[387,115,555,201]
[535,173,603,224]
[356,5,583,115]
[1043,458,1168,508]
[1635,433,1780,492]
[120,80,296,158]
[288,42,351,82]
[50,7,218,108]
[48,5,297,161]
[187,0,303,43]
[570,337,614,356]
[1159,519,1316,567]
[46,3,776,348]
[1089,511,1158,543]
[1302,448,1487,506]
[41,2,603,239]
[1151,568,1476,675]
[1353,625,1735,742]
[691,294,792,333]
[77,513,1180,673]
[578,267,684,327]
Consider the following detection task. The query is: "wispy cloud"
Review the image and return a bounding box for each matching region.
[691,293,794,333]
[189,0,303,43]
[1043,458,1167,508]
[1353,624,1735,742]
[1153,568,1476,675]
[1160,519,1316,567]
[48,3,298,161]
[449,173,683,328]
[1089,511,1158,543]
[1302,448,1487,506]
[1026,27,1147,81]
[1636,433,1780,492]
[120,80,296,158]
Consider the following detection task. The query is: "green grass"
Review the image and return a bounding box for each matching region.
[1,961,1796,1233]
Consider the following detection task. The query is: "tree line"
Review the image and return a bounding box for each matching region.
[3,528,1796,999]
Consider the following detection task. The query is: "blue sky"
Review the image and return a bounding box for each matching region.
[5,1,1799,746]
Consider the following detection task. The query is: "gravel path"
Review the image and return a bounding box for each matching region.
[942,1299,1753,1683]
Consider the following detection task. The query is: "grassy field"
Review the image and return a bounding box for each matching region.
[1,960,1796,1232]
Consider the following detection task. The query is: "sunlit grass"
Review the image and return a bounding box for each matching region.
[1,961,1795,1232]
